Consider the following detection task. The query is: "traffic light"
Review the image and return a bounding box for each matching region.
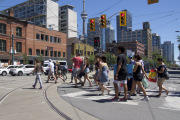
[94,37,97,47]
[120,11,126,26]
[101,14,106,28]
[96,37,100,47]
[148,0,159,5]
[90,18,95,31]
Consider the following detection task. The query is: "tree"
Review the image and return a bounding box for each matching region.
[104,52,117,65]
[22,53,29,64]
[88,55,95,65]
[37,54,44,62]
[177,35,180,51]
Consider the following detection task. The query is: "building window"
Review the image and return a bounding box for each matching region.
[16,27,22,37]
[54,37,57,43]
[36,33,40,40]
[0,23,6,34]
[29,48,32,55]
[91,52,93,55]
[50,36,53,42]
[45,50,48,56]
[132,32,136,34]
[143,31,147,33]
[61,20,66,23]
[61,23,66,27]
[63,52,65,57]
[61,11,67,14]
[137,35,141,37]
[61,15,66,19]
[137,31,141,34]
[123,33,126,35]
[54,51,57,57]
[123,36,126,38]
[16,42,22,53]
[61,28,66,31]
[58,38,61,43]
[84,51,86,56]
[0,40,6,51]
[45,35,49,41]
[41,50,44,56]
[132,35,136,37]
[88,51,90,56]
[127,36,131,38]
[58,52,61,57]
[36,49,40,56]
[129,43,132,46]
[50,51,53,57]
[41,34,44,41]
[127,32,131,35]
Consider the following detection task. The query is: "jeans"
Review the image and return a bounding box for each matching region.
[34,73,42,88]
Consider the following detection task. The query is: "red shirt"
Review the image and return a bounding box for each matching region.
[72,57,83,69]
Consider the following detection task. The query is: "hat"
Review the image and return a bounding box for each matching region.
[49,59,51,62]
[128,55,132,58]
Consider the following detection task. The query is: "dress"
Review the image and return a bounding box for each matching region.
[133,65,143,82]
[100,66,108,84]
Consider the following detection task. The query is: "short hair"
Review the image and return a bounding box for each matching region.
[101,55,106,63]
[76,53,80,56]
[134,54,141,60]
[56,61,60,65]
[157,58,163,62]
[35,59,40,63]
[118,46,125,53]
[95,54,101,58]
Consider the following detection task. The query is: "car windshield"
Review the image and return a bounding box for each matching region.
[18,66,24,68]
[43,64,48,67]
[60,62,66,66]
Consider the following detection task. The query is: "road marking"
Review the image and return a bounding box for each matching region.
[61,91,90,97]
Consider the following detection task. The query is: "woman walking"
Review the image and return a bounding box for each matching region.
[82,57,93,87]
[31,59,44,89]
[96,56,111,95]
[55,61,64,82]
[127,54,149,101]
[155,58,169,97]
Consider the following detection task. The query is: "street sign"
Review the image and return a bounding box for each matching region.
[148,0,159,5]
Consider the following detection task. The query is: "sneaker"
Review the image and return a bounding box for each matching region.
[39,87,42,89]
[119,98,127,102]
[32,85,35,88]
[111,97,119,101]
[96,86,100,89]
[141,96,149,101]
[127,94,131,99]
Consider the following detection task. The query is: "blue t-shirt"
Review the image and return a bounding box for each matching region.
[157,65,166,78]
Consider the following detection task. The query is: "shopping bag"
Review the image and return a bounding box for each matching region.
[148,69,157,83]
[118,81,124,92]
[142,77,149,89]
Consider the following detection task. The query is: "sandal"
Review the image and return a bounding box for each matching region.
[108,90,111,95]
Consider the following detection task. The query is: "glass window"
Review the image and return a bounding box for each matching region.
[54,51,57,57]
[123,33,126,35]
[127,39,131,41]
[16,27,22,37]
[127,32,131,35]
[137,31,141,34]
[61,11,66,14]
[36,49,40,56]
[137,35,141,37]
[123,36,126,38]
[127,36,131,38]
[132,35,136,37]
[45,35,48,41]
[54,37,57,43]
[61,28,66,31]
[61,23,66,27]
[61,15,66,19]
[84,51,86,56]
[63,52,65,57]
[16,42,22,53]
[129,43,132,46]
[0,40,6,51]
[58,52,61,57]
[50,36,53,42]
[41,34,44,41]
[132,32,136,34]
[91,52,93,55]
[41,50,44,56]
[87,51,90,56]
[45,50,48,56]
[50,51,53,57]
[61,20,66,23]
[123,39,126,41]
[0,23,6,34]
[58,38,61,43]
[143,31,147,33]
[29,48,32,55]
[36,33,40,40]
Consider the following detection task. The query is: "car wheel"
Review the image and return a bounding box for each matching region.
[2,71,7,76]
[18,71,23,76]
[26,74,30,76]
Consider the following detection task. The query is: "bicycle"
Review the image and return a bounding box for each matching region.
[49,69,67,81]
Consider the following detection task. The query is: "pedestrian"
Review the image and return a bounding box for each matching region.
[46,59,57,83]
[155,58,169,97]
[31,59,44,89]
[71,53,83,88]
[82,57,93,87]
[127,54,149,101]
[70,62,74,83]
[111,46,128,101]
[55,61,64,82]
[96,55,111,95]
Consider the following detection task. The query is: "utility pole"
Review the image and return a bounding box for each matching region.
[12,28,14,65]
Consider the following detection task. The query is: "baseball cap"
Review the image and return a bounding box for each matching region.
[128,55,132,58]
[49,59,51,62]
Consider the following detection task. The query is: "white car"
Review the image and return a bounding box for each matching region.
[9,65,35,76]
[0,65,19,76]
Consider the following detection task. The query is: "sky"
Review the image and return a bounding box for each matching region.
[0,0,180,63]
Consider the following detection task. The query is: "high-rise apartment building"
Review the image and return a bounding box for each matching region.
[116,9,132,43]
[1,0,77,38]
[120,22,152,59]
[161,41,174,63]
[152,33,161,48]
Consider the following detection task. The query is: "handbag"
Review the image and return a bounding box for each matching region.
[164,68,169,80]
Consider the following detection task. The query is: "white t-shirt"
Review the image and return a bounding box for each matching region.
[139,60,144,73]
[48,62,54,72]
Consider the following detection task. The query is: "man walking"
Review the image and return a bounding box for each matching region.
[46,59,57,83]
[111,46,128,101]
[71,53,83,87]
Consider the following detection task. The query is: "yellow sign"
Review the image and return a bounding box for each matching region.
[148,0,159,5]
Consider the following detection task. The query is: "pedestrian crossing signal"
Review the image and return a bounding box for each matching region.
[120,11,126,26]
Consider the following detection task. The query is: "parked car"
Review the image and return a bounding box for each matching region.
[44,65,67,75]
[0,65,19,76]
[9,65,34,76]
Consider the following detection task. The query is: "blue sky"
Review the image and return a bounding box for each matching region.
[1,0,180,63]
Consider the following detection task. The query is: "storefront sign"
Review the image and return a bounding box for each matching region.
[46,46,53,50]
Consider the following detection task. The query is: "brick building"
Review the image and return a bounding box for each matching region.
[106,41,145,56]
[0,13,66,66]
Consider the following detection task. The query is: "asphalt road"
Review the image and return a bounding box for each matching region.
[58,70,180,120]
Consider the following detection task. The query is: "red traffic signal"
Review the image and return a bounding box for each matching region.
[121,13,124,17]
[90,20,94,23]
[101,16,105,19]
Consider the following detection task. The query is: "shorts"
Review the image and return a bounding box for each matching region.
[115,72,127,81]
[79,72,85,78]
[48,71,54,76]
[72,68,81,78]
[85,68,89,73]
[158,77,165,83]
[114,80,127,84]
[57,70,61,75]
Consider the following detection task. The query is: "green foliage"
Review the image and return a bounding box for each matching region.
[177,35,180,51]
[37,54,44,62]
[104,52,117,65]
[88,55,95,65]
[22,53,29,64]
